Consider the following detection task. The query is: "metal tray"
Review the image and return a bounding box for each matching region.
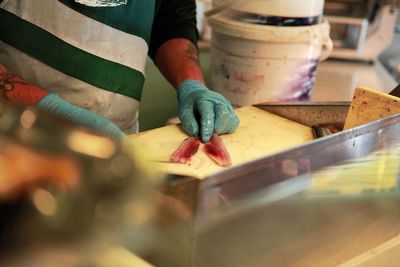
[152,102,400,267]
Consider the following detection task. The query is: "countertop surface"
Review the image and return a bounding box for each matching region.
[311,59,397,102]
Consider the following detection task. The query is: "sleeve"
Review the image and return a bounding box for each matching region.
[148,0,199,60]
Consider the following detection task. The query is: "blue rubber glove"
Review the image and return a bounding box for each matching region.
[37,93,125,139]
[177,80,239,142]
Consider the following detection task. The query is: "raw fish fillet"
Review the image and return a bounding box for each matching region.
[170,137,201,164]
[204,134,232,167]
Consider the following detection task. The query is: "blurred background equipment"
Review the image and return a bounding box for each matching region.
[324,0,399,61]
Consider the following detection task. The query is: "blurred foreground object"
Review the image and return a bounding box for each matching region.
[0,142,80,201]
[0,101,162,266]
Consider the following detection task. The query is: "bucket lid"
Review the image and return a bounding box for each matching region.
[212,0,325,17]
[208,12,331,44]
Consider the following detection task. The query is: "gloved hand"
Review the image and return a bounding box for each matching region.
[177,80,239,142]
[37,93,125,139]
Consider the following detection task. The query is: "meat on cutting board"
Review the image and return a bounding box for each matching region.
[204,133,232,167]
[170,137,201,164]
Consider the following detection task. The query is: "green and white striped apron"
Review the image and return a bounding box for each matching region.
[0,0,156,133]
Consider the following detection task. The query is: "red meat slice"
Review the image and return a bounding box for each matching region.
[204,134,232,167]
[170,137,201,164]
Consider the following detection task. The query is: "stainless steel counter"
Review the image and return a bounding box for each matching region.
[310,60,396,101]
[149,102,400,267]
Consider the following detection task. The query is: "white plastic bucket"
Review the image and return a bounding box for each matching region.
[208,12,333,106]
[211,0,325,18]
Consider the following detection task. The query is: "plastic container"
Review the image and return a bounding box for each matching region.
[208,12,333,106]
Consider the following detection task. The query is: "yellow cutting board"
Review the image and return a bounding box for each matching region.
[344,86,400,130]
[129,106,314,179]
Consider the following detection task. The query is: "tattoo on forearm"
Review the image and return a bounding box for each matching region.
[185,43,199,63]
[0,72,15,100]
[0,71,28,100]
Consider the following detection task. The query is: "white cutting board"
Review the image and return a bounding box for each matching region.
[129,106,314,179]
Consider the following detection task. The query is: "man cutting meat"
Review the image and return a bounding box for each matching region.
[0,0,239,142]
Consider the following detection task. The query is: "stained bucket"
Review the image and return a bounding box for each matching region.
[208,11,333,106]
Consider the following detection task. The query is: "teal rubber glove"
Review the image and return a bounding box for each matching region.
[37,93,125,139]
[177,80,240,142]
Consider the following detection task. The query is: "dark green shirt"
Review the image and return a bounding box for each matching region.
[149,0,199,59]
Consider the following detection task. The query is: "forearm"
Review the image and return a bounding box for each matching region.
[0,65,124,139]
[0,64,48,106]
[154,38,205,88]
[154,39,239,142]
